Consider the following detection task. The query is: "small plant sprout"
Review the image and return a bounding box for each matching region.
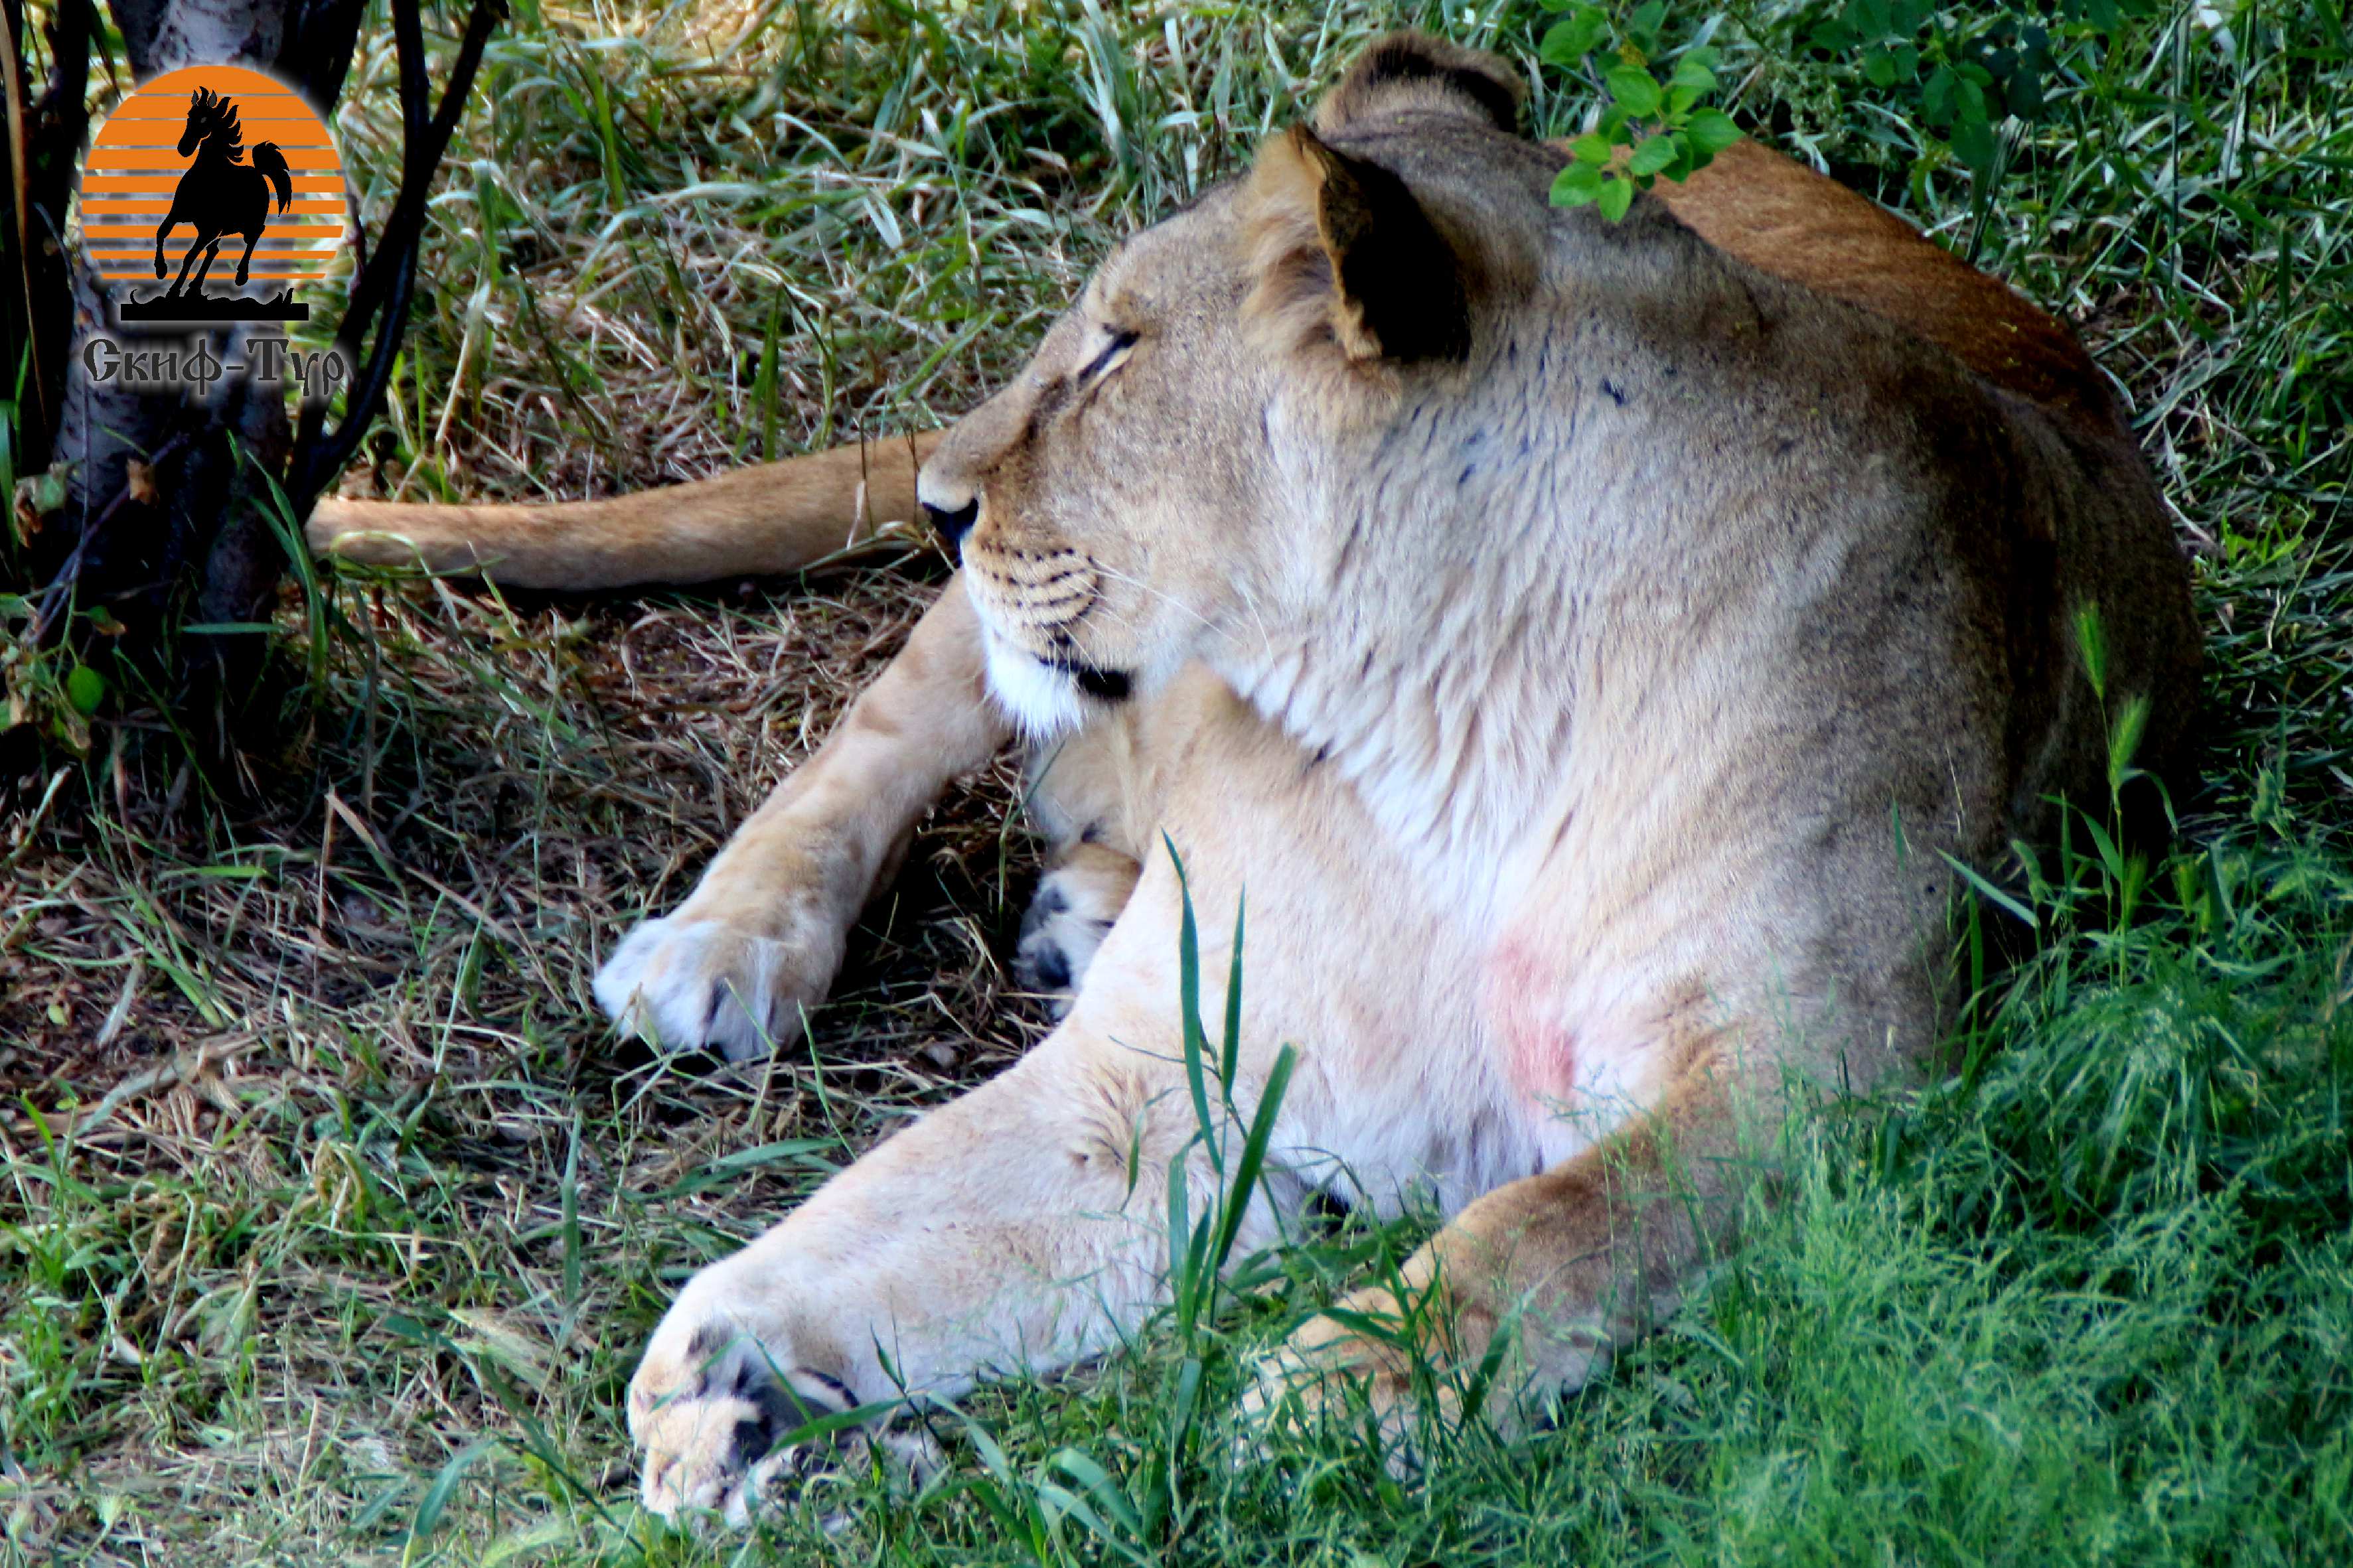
[1540,1,1743,219]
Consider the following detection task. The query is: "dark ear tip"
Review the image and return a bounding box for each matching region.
[1316,30,1527,136]
[1288,123,1339,171]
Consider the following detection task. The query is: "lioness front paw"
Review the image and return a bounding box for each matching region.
[1012,881,1112,1013]
[629,1318,871,1527]
[1011,847,1140,1013]
[595,910,844,1061]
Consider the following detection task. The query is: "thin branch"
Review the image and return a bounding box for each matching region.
[1,8,48,439]
[287,0,505,518]
[33,430,191,642]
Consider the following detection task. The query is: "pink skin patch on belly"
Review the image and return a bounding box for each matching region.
[1481,937,1579,1109]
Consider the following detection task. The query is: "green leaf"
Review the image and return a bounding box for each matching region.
[1597,175,1635,221]
[2007,63,2048,119]
[1922,64,1956,124]
[1164,835,1219,1176]
[2078,810,2127,885]
[1209,1044,1296,1275]
[65,664,104,715]
[1550,161,1605,206]
[1628,0,1667,51]
[1952,111,1999,173]
[1940,851,2038,929]
[1605,65,1663,119]
[1570,130,1614,165]
[1628,135,1679,177]
[405,1439,494,1555]
[1669,53,1718,93]
[1685,108,1743,159]
[1539,8,1610,66]
[1048,1449,1145,1542]
[1220,892,1245,1089]
[1864,46,1899,88]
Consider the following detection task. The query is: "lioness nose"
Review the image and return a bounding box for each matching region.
[923,497,978,550]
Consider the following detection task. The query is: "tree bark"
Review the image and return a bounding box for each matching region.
[7,0,496,762]
[2,0,93,476]
[33,0,360,721]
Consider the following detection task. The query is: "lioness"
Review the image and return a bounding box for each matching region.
[312,34,2198,1524]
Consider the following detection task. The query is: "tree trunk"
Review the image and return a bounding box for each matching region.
[1,0,93,480]
[7,0,494,766]
[31,0,366,735]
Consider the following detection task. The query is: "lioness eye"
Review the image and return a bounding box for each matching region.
[1077,328,1138,382]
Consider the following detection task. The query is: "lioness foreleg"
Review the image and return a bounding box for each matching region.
[628,1007,1284,1522]
[627,680,1476,1524]
[597,576,1010,1057]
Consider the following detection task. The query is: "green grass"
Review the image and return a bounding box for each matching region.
[3,0,2350,1563]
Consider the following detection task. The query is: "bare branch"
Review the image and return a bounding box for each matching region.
[287,0,507,519]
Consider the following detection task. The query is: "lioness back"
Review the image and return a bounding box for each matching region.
[1656,140,2120,425]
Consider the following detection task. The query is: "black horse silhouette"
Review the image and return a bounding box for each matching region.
[151,88,293,296]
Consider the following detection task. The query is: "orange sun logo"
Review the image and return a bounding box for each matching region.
[78,64,348,324]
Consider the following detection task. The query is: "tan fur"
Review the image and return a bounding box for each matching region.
[593,575,1002,1056]
[1649,139,2118,425]
[305,429,943,589]
[310,34,2199,1524]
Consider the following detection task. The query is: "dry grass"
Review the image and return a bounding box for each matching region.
[0,549,1053,1559]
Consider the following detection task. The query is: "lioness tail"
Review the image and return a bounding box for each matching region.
[307,430,945,590]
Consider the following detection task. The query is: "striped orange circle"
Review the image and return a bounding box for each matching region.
[79,64,346,286]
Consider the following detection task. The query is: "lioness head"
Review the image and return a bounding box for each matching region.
[919,33,1553,734]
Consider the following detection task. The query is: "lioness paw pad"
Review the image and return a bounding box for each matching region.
[1012,857,1134,1013]
[595,914,839,1061]
[630,1328,870,1526]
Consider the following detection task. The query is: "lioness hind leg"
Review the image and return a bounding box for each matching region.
[597,576,1009,1058]
[1242,1033,1772,1456]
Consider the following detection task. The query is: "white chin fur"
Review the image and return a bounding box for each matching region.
[983,630,1087,739]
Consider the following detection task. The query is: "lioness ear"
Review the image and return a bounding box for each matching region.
[1313,31,1525,136]
[1242,125,1471,366]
